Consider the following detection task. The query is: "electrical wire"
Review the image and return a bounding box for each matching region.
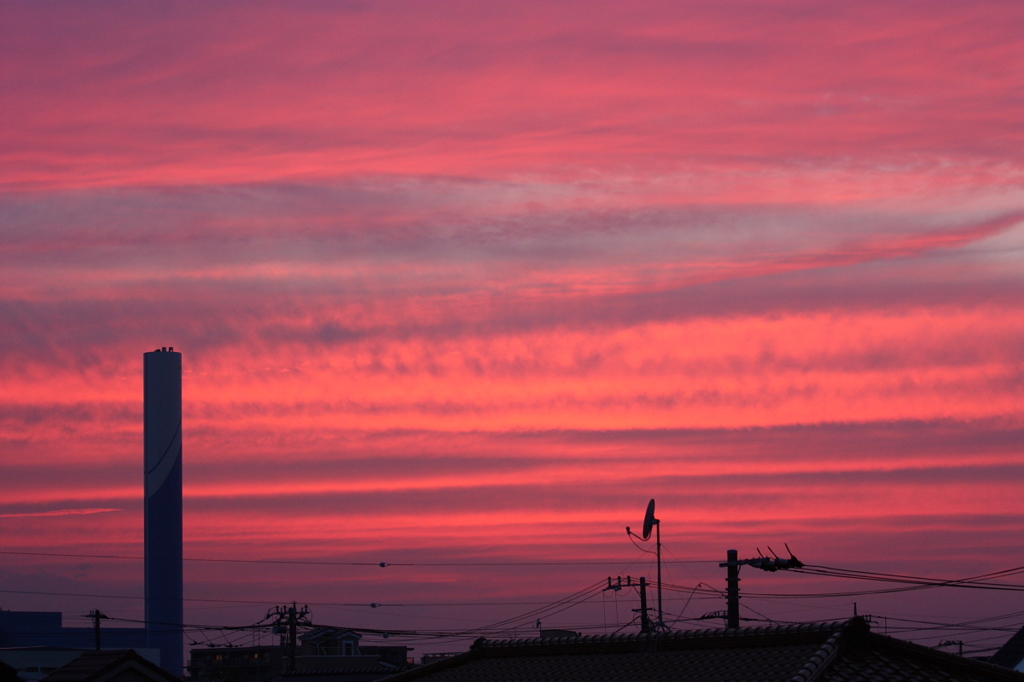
[0,549,715,566]
[12,554,1024,651]
[793,564,1024,591]
[0,586,618,609]
[302,581,609,641]
[468,580,607,635]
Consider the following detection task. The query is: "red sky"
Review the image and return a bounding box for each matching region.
[1,0,1023,656]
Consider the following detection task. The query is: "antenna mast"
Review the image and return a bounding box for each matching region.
[625,498,664,631]
[655,516,662,629]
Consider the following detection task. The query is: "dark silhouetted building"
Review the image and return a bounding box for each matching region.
[0,611,154,672]
[188,647,284,682]
[188,629,412,682]
[298,629,409,667]
[144,348,183,676]
[39,649,179,682]
[0,657,19,682]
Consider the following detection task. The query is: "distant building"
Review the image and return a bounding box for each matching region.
[188,647,283,682]
[0,611,148,652]
[383,617,1024,682]
[0,610,159,677]
[188,629,412,682]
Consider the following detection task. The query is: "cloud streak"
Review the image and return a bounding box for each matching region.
[0,508,120,519]
[2,2,1022,190]
[0,0,1021,643]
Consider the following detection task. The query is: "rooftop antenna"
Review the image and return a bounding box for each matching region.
[626,498,663,630]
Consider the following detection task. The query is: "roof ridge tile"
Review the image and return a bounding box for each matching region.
[473,619,851,649]
[788,630,845,682]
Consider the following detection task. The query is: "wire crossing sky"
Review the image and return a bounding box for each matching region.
[1,0,1022,656]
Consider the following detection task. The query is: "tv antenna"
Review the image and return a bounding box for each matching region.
[626,498,663,630]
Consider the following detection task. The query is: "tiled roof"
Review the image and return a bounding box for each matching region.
[272,664,405,682]
[382,618,1024,682]
[0,658,18,682]
[40,650,179,682]
[279,664,401,675]
[818,630,1021,682]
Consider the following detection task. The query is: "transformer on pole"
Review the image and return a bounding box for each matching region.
[719,546,803,628]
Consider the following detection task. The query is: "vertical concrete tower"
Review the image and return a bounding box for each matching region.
[144,348,183,676]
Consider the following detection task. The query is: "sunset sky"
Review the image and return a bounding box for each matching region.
[1,0,1023,657]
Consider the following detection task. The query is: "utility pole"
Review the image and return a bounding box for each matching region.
[638,578,651,634]
[655,520,663,629]
[267,603,310,673]
[719,546,803,629]
[88,610,107,651]
[607,576,652,634]
[288,604,297,671]
[725,550,740,629]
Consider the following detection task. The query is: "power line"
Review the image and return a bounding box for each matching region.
[102,615,270,631]
[0,586,615,609]
[10,554,1024,650]
[12,550,1020,589]
[0,549,715,567]
[469,580,607,634]
[28,596,1024,649]
[794,564,1024,590]
[12,565,1024,611]
[668,559,1024,596]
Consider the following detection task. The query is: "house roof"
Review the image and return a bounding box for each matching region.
[991,624,1024,670]
[271,663,402,682]
[0,658,18,682]
[40,650,180,682]
[381,617,1024,682]
[301,628,363,644]
[278,664,400,676]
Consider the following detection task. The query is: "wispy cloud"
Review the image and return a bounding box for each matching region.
[0,508,120,519]
[0,0,1022,630]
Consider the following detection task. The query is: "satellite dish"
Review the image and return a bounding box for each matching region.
[642,498,658,540]
[623,497,665,631]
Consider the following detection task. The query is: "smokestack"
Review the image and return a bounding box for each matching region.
[144,349,183,675]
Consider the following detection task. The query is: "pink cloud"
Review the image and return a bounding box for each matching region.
[0,508,120,518]
[1,2,1021,192]
[0,0,1022,647]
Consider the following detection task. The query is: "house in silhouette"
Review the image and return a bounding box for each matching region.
[189,629,411,682]
[381,617,1024,682]
[0,648,106,682]
[297,629,410,668]
[0,658,17,682]
[188,647,284,682]
[39,650,179,682]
